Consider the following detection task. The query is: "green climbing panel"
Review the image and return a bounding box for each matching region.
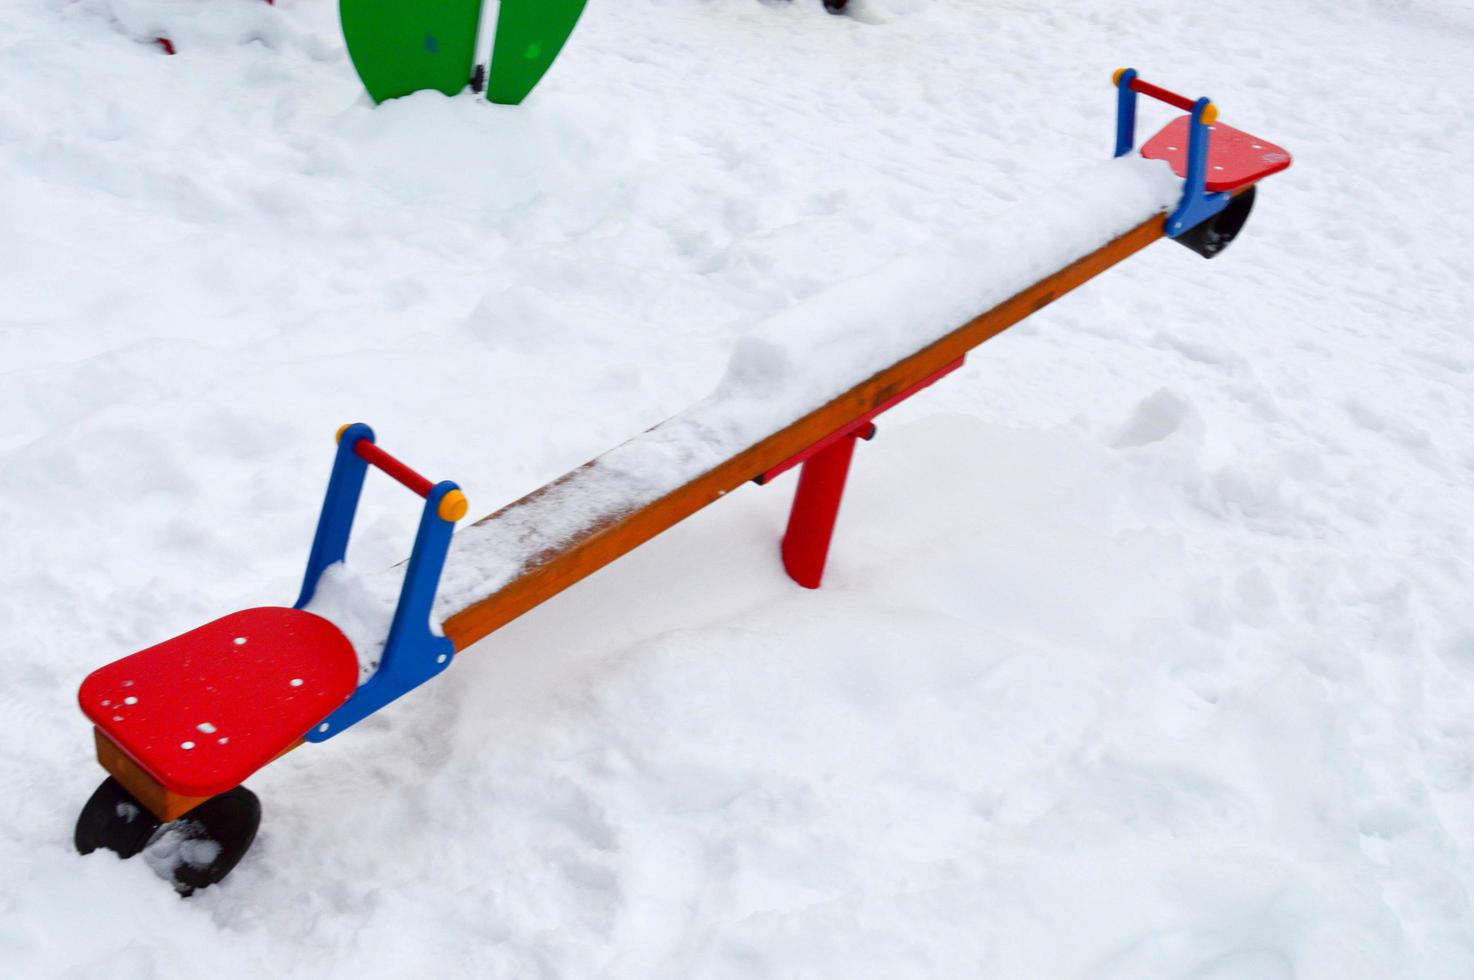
[341,0,483,104]
[486,0,589,105]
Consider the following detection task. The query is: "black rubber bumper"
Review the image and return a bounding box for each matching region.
[1174,184,1257,259]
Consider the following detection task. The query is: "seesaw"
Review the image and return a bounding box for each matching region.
[73,72,1291,893]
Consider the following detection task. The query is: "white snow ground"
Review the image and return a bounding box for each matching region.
[2,0,1473,976]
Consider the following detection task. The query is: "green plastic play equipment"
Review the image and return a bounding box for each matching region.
[341,0,588,105]
[486,0,590,105]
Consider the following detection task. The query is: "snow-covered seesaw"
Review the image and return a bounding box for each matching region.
[73,72,1292,893]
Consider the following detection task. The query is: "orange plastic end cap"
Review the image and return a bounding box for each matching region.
[438,489,468,523]
[1200,102,1219,125]
[1112,67,1128,87]
[335,423,351,444]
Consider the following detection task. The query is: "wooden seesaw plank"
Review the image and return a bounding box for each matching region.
[88,212,1168,821]
[440,212,1168,651]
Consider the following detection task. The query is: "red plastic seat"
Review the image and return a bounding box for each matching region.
[79,608,359,798]
[1141,117,1292,192]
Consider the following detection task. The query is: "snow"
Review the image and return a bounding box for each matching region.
[304,560,400,679]
[2,0,1473,977]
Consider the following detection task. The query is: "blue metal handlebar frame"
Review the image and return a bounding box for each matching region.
[1113,68,1230,238]
[296,422,460,742]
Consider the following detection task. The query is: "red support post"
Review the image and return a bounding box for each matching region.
[780,424,869,589]
[758,356,965,590]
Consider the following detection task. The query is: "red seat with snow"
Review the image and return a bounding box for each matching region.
[78,607,358,799]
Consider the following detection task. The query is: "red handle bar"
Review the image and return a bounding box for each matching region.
[353,439,434,499]
[1122,75,1197,114]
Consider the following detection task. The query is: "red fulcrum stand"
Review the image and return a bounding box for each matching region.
[755,357,964,589]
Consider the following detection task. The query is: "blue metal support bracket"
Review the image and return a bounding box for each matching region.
[1164,98,1230,237]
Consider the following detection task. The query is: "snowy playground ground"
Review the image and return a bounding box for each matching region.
[3,0,1474,976]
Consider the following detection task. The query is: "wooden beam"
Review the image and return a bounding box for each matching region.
[95,728,212,822]
[442,213,1167,650]
[95,728,305,822]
